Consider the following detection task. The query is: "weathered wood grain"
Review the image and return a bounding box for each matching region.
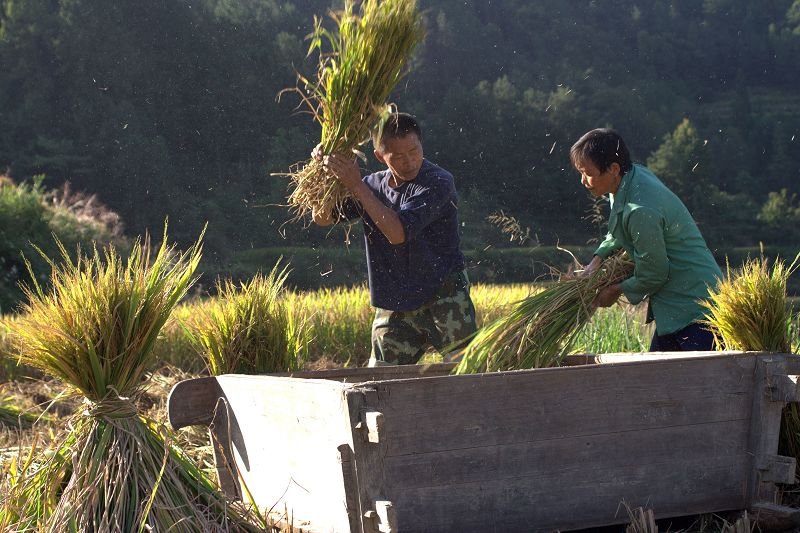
[347,387,391,533]
[384,419,749,489]
[747,356,793,506]
[371,354,755,455]
[345,353,758,532]
[392,454,749,533]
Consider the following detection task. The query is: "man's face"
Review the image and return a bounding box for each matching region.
[574,158,621,197]
[375,133,424,184]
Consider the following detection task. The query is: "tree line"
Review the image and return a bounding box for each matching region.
[1,0,799,273]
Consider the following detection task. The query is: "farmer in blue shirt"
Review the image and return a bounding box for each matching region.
[571,128,723,351]
[313,113,477,366]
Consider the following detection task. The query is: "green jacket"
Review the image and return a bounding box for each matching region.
[595,164,722,335]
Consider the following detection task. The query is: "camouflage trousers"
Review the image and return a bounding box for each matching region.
[368,270,477,367]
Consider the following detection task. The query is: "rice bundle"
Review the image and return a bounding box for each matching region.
[187,263,307,375]
[284,0,424,220]
[1,235,264,532]
[701,253,800,462]
[454,251,634,374]
[701,254,798,352]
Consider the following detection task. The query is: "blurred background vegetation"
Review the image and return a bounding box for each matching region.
[0,0,799,311]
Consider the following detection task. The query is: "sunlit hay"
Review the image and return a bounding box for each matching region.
[1,232,266,532]
[622,503,657,533]
[454,251,634,374]
[283,0,424,221]
[186,262,308,375]
[285,283,372,367]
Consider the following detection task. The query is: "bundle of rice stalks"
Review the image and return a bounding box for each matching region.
[283,0,424,220]
[1,234,265,532]
[701,254,799,352]
[454,251,634,374]
[701,253,800,471]
[186,263,307,375]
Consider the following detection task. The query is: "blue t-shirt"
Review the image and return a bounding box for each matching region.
[340,159,466,311]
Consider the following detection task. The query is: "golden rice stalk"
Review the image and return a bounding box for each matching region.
[1,232,265,532]
[283,0,424,221]
[454,251,634,374]
[186,262,307,375]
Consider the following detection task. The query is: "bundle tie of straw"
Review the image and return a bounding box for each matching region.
[82,395,138,420]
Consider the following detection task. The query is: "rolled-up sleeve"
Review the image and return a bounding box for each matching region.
[620,206,669,304]
[398,181,453,241]
[594,232,621,258]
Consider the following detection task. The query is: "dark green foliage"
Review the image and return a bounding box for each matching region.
[0,0,797,278]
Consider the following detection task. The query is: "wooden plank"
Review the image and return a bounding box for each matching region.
[755,454,796,484]
[383,419,749,490]
[770,373,800,403]
[371,355,755,455]
[748,356,795,505]
[594,350,738,364]
[347,387,390,533]
[271,354,598,383]
[337,444,362,533]
[276,363,456,383]
[391,454,749,533]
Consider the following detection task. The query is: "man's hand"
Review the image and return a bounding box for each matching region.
[562,254,603,281]
[312,206,334,227]
[311,143,323,162]
[323,154,362,193]
[593,283,623,308]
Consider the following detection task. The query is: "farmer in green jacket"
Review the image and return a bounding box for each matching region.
[571,128,723,351]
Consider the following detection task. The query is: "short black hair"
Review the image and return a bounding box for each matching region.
[570,128,632,176]
[373,112,422,149]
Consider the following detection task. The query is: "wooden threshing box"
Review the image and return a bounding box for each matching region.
[168,352,800,532]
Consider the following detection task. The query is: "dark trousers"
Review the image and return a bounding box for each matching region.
[649,322,716,352]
